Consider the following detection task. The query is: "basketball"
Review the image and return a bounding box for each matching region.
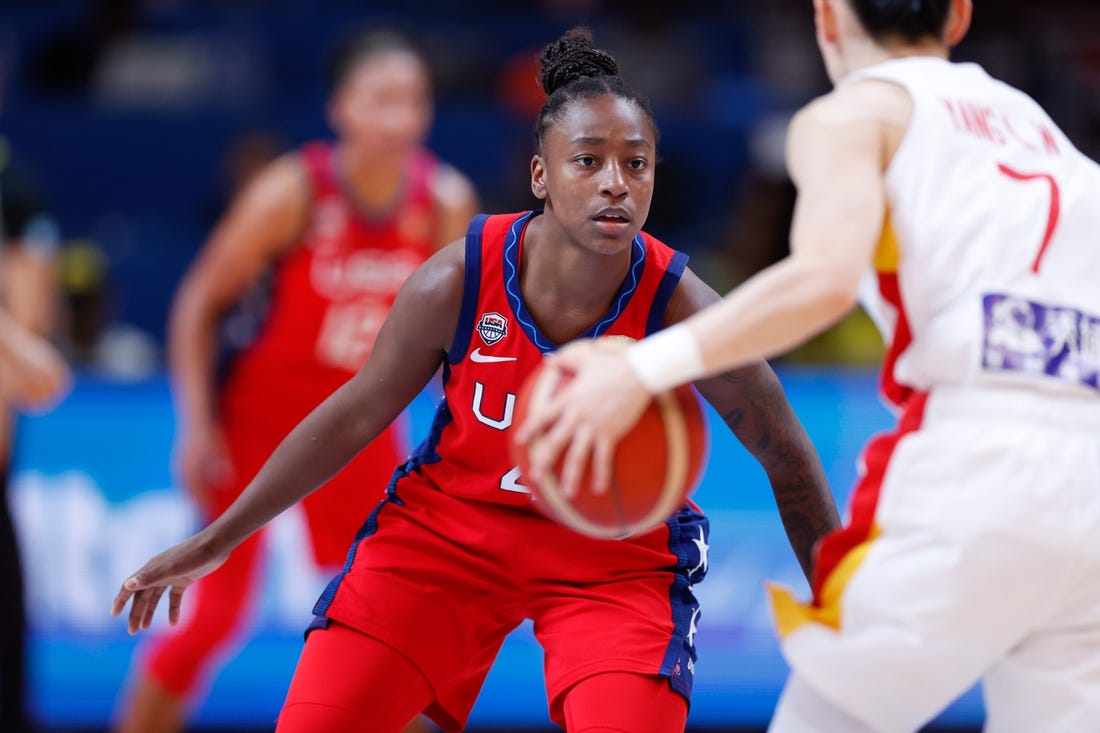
[511,360,708,539]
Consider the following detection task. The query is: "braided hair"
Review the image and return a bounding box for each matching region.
[533,27,658,152]
[848,0,953,44]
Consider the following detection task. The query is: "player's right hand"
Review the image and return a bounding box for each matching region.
[0,329,71,409]
[175,424,234,510]
[110,533,230,634]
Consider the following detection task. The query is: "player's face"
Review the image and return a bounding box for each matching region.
[531,95,655,255]
[329,51,433,160]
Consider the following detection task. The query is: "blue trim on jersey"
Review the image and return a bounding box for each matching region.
[310,464,411,625]
[503,211,647,353]
[310,399,455,629]
[658,505,709,701]
[448,214,488,365]
[646,250,689,336]
[406,396,454,469]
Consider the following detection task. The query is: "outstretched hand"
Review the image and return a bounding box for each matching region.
[110,533,230,634]
[517,338,652,497]
[0,325,71,409]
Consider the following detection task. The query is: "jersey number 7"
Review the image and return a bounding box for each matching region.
[997,163,1061,274]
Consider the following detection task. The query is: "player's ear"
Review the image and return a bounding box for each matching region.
[813,0,839,45]
[531,155,548,201]
[945,0,972,47]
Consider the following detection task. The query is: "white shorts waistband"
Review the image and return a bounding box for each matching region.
[925,384,1100,432]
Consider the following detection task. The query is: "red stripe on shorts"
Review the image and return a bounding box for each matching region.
[811,391,928,604]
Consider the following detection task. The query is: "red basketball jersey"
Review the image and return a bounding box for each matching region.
[407,211,689,508]
[222,142,440,423]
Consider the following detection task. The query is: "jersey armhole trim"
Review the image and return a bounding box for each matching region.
[646,250,689,336]
[447,213,488,365]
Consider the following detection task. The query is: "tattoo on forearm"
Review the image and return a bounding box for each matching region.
[772,478,841,581]
[701,365,839,582]
[718,370,747,385]
[722,408,744,429]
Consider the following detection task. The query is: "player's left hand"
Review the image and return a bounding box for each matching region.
[110,532,230,635]
[518,338,652,497]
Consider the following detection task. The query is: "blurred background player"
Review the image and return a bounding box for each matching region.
[111,27,838,733]
[113,27,477,733]
[521,0,1100,731]
[0,63,69,733]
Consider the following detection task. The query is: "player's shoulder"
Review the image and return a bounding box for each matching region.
[239,152,311,209]
[796,77,912,138]
[431,160,478,212]
[663,266,721,327]
[407,236,466,295]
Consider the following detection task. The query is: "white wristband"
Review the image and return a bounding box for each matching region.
[625,324,706,393]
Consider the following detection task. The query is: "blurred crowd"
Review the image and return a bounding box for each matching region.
[3,0,1100,372]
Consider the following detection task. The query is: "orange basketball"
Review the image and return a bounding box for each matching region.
[510,360,708,539]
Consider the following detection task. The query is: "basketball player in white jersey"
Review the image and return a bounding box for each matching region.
[521,1,1100,730]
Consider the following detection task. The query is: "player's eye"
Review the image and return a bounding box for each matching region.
[628,158,649,170]
[575,155,597,167]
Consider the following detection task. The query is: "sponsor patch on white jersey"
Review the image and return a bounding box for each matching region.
[982,293,1100,390]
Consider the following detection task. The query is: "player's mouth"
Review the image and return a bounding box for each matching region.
[592,207,632,235]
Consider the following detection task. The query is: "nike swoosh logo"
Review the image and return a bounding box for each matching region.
[470,348,517,363]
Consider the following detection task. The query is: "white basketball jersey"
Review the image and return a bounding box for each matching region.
[844,57,1100,407]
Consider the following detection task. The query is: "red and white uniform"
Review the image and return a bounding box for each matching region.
[145,142,441,697]
[770,59,1100,733]
[312,212,710,732]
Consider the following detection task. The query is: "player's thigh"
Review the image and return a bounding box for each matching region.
[779,425,1075,731]
[277,621,433,733]
[777,520,1043,732]
[984,620,1100,733]
[562,672,687,733]
[769,675,878,733]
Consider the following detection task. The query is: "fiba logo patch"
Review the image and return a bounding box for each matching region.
[477,312,508,345]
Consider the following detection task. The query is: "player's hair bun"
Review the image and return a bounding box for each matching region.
[537,27,619,97]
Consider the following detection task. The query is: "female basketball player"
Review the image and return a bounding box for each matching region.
[114,29,477,733]
[112,28,838,733]
[524,2,1100,731]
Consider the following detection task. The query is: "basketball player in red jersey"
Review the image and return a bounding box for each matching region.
[112,28,838,733]
[113,29,477,733]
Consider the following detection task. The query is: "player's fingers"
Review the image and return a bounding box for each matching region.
[560,426,595,498]
[528,411,572,485]
[516,368,566,444]
[111,585,135,618]
[168,585,187,626]
[127,590,152,635]
[591,436,615,496]
[140,586,167,630]
[123,565,162,592]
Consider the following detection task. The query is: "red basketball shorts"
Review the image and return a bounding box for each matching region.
[309,472,708,731]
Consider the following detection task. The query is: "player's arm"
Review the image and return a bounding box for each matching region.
[0,196,69,407]
[167,154,309,503]
[670,269,839,580]
[0,308,69,407]
[431,163,480,248]
[112,240,467,633]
